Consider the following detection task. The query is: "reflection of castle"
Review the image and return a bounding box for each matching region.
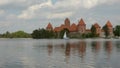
[78,41,86,59]
[105,41,112,54]
[46,18,113,37]
[47,44,53,56]
[91,41,100,53]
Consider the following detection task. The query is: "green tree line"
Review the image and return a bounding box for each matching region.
[0,31,31,38]
[0,25,120,39]
[31,28,55,39]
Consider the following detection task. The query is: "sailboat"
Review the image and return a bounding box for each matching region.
[63,32,69,39]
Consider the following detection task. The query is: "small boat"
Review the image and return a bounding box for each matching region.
[63,32,69,39]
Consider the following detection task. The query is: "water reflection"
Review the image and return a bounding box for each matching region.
[91,41,100,53]
[0,39,120,68]
[104,41,112,57]
[47,44,53,56]
[45,40,120,68]
[115,41,120,52]
[65,43,71,63]
[65,43,71,57]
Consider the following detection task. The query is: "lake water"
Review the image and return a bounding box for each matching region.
[0,39,120,68]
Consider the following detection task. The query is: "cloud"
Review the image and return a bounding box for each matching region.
[18,0,80,19]
[53,0,81,9]
[6,14,18,20]
[18,0,53,19]
[0,0,119,33]
[0,0,26,5]
[0,10,5,15]
[54,0,120,9]
[18,0,120,20]
[83,0,120,9]
[47,12,73,19]
[0,21,13,28]
[83,0,98,9]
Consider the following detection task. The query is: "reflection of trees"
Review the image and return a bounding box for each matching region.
[65,43,71,63]
[115,41,120,52]
[91,41,100,53]
[47,44,53,56]
[78,41,86,58]
[65,43,71,57]
[60,44,65,49]
[103,41,113,68]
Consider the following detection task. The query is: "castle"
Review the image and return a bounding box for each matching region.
[46,18,113,37]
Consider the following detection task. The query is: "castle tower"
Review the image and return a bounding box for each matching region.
[65,18,70,27]
[93,23,101,36]
[70,23,77,32]
[46,23,53,31]
[106,20,113,37]
[77,18,86,34]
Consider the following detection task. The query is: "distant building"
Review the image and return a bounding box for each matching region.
[100,29,105,37]
[106,21,114,37]
[53,18,86,33]
[46,18,114,38]
[93,23,101,36]
[77,18,86,34]
[70,23,77,32]
[46,23,53,31]
[65,18,70,27]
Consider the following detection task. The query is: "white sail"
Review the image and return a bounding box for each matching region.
[63,32,69,39]
[63,32,67,39]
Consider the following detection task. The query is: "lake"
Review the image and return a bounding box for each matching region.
[0,38,120,68]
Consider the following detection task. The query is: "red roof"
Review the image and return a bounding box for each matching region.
[60,24,65,29]
[46,23,53,30]
[60,24,70,30]
[106,20,112,27]
[54,27,61,32]
[78,18,86,26]
[94,23,101,28]
[70,23,77,32]
[54,23,71,32]
[65,18,70,26]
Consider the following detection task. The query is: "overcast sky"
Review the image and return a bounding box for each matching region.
[0,0,120,33]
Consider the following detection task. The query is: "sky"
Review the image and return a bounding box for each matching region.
[0,0,120,33]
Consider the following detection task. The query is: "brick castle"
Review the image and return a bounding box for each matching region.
[46,18,113,37]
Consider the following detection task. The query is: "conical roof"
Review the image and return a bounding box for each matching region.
[46,23,53,30]
[70,23,77,32]
[106,20,112,27]
[78,18,86,26]
[65,18,70,26]
[94,23,101,28]
[54,27,61,32]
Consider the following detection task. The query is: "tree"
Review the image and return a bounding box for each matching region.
[0,31,31,38]
[102,25,109,38]
[5,31,11,38]
[48,30,55,38]
[85,33,93,38]
[59,28,69,38]
[31,28,55,39]
[32,29,41,39]
[114,25,120,37]
[11,31,31,38]
[90,25,98,37]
